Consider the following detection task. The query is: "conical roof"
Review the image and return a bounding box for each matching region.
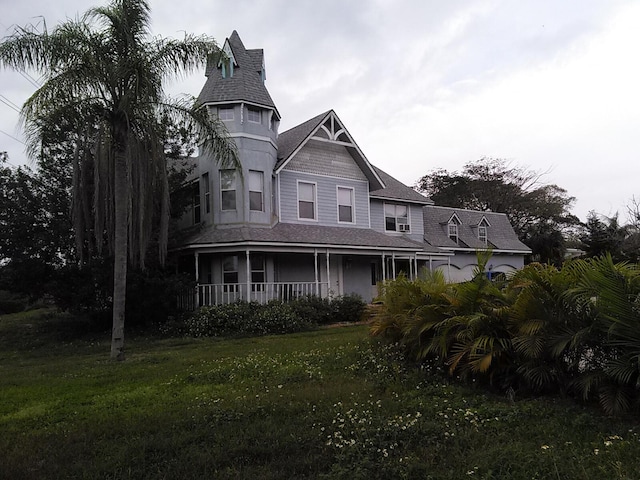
[197,31,279,117]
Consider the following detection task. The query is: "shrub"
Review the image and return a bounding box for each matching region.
[289,295,333,325]
[330,294,367,323]
[184,300,313,338]
[0,290,29,314]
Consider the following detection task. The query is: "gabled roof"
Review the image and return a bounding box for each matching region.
[197,31,279,117]
[176,222,445,255]
[423,206,531,253]
[369,166,433,205]
[276,110,385,190]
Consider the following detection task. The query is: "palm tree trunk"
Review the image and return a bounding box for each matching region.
[111,149,128,361]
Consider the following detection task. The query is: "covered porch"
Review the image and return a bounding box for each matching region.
[176,245,448,308]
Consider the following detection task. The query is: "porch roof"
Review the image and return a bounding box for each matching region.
[175,222,445,254]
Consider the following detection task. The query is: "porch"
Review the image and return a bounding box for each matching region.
[177,281,330,309]
[175,244,450,309]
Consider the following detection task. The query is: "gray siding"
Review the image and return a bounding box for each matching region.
[431,252,524,283]
[285,140,368,181]
[279,170,370,227]
[370,199,425,243]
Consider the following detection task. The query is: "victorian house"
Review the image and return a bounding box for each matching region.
[173,31,530,306]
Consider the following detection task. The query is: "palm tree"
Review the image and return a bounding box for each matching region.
[0,0,237,359]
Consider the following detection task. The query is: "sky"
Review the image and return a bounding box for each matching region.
[1,0,639,222]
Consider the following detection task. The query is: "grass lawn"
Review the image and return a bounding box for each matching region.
[1,309,639,479]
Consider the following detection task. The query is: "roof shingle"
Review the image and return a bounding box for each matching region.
[197,31,278,115]
[423,206,531,252]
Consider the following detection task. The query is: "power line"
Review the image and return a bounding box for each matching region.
[0,96,21,114]
[0,128,25,145]
[0,94,21,111]
[19,70,41,89]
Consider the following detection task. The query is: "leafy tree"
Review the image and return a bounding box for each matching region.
[579,212,628,262]
[0,0,237,359]
[0,155,72,298]
[416,158,580,264]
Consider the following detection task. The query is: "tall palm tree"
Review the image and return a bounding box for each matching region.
[0,0,237,359]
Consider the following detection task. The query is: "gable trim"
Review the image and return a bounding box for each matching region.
[275,111,385,189]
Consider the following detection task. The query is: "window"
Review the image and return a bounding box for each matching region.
[247,106,261,123]
[220,170,236,210]
[192,182,201,224]
[249,170,264,212]
[478,225,487,245]
[250,254,265,291]
[221,58,233,78]
[448,222,459,244]
[223,255,238,292]
[202,173,210,214]
[219,106,234,121]
[298,182,316,220]
[384,204,409,232]
[337,187,354,223]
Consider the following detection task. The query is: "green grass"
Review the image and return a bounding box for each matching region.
[1,310,639,479]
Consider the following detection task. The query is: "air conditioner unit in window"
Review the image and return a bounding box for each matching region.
[398,224,410,233]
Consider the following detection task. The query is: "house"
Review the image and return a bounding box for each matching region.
[172,31,529,306]
[422,206,530,282]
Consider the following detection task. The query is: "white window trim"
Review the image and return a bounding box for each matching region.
[220,169,237,211]
[384,203,410,233]
[247,106,261,124]
[478,225,487,245]
[219,106,234,121]
[336,186,355,224]
[249,170,264,212]
[448,222,459,244]
[297,180,318,222]
[203,172,210,215]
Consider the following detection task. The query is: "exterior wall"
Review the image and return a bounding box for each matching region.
[285,141,368,181]
[274,253,316,282]
[191,103,278,228]
[432,252,524,283]
[278,170,370,227]
[369,199,425,243]
[342,255,376,302]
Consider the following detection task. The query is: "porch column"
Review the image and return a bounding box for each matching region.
[314,249,319,296]
[194,252,200,307]
[381,252,386,281]
[429,257,433,272]
[392,252,397,279]
[246,249,251,301]
[448,256,451,281]
[326,249,331,298]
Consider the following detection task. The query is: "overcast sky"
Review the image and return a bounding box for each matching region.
[1,0,639,222]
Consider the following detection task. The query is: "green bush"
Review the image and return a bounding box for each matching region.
[184,300,313,338]
[330,294,367,323]
[0,290,29,314]
[289,295,333,325]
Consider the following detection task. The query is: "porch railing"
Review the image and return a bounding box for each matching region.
[179,282,330,308]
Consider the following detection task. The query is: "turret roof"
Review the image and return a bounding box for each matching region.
[197,31,279,117]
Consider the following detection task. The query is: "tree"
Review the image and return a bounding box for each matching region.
[416,158,580,264]
[0,0,237,359]
[0,153,73,298]
[579,212,629,263]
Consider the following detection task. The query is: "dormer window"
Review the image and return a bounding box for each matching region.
[219,42,236,79]
[447,213,461,244]
[448,223,459,244]
[478,225,487,245]
[477,217,490,245]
